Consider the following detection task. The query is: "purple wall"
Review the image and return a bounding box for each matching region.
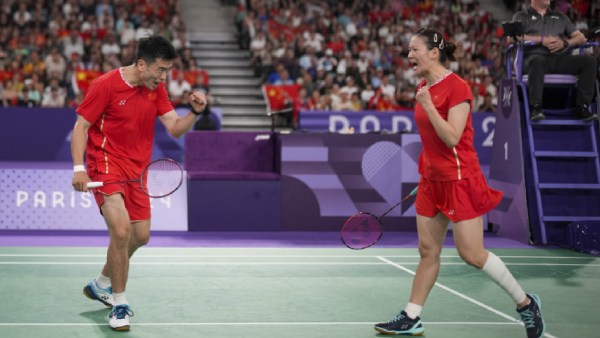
[280,133,421,231]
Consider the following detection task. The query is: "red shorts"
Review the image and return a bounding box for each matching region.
[415,173,503,222]
[89,171,151,222]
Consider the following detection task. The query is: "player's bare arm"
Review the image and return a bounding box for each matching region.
[159,91,208,138]
[71,115,92,192]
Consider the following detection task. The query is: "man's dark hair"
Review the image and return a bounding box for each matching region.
[136,35,178,64]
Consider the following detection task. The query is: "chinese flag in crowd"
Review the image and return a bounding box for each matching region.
[263,84,301,111]
[76,69,103,94]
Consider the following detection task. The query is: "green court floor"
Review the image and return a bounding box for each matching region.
[0,247,598,338]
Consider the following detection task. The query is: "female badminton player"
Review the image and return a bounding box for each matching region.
[373,28,545,338]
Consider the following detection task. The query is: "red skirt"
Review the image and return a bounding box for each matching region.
[415,173,503,222]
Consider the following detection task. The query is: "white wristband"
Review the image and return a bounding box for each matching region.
[74,165,86,173]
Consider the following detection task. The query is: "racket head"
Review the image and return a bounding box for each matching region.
[141,158,184,198]
[340,212,383,250]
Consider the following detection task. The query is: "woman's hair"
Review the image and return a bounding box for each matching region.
[136,35,178,65]
[415,27,457,63]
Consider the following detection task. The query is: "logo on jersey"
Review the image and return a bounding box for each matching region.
[118,99,126,106]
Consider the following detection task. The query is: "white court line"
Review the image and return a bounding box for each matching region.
[0,321,522,327]
[0,253,596,259]
[376,256,558,338]
[0,261,598,267]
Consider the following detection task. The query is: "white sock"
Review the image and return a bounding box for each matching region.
[481,252,527,304]
[113,292,128,306]
[96,273,111,289]
[404,302,423,319]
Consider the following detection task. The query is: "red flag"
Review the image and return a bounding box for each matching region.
[263,84,301,111]
[76,69,103,94]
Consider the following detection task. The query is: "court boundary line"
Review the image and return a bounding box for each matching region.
[0,261,598,268]
[0,321,524,327]
[0,253,596,259]
[376,256,559,338]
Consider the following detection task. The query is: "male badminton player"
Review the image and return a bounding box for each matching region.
[70,35,207,331]
[373,28,545,338]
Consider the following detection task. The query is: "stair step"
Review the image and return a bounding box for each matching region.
[220,107,267,116]
[539,183,600,189]
[188,32,237,43]
[211,87,262,96]
[534,151,597,158]
[193,50,250,59]
[206,69,255,77]
[211,78,262,86]
[221,115,272,127]
[197,59,251,68]
[543,216,600,222]
[191,43,240,51]
[218,97,266,106]
[532,119,594,126]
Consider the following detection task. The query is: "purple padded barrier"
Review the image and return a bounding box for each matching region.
[184,131,281,230]
[184,131,280,180]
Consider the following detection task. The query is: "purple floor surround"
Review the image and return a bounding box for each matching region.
[0,230,533,248]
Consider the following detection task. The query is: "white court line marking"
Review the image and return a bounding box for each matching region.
[376,256,558,338]
[0,261,598,267]
[0,321,522,327]
[0,254,595,259]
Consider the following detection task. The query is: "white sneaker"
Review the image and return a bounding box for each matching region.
[83,279,114,308]
[109,304,134,331]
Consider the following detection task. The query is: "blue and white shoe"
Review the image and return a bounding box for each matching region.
[374,310,425,336]
[517,294,546,338]
[109,304,134,331]
[83,279,114,308]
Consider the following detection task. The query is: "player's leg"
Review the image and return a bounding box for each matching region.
[100,193,135,331]
[453,217,545,338]
[409,212,450,305]
[83,192,130,309]
[374,212,449,336]
[122,220,150,284]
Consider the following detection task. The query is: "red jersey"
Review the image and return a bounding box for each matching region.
[76,68,173,178]
[414,72,480,181]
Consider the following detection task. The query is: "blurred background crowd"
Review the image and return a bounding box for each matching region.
[0,0,597,113]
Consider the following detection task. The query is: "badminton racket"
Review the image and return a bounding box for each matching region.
[341,186,418,250]
[86,158,183,198]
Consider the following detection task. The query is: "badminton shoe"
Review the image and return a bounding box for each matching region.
[374,310,424,336]
[83,279,114,308]
[517,294,546,338]
[109,304,134,331]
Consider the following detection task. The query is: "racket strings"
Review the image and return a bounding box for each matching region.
[341,213,382,250]
[143,159,183,198]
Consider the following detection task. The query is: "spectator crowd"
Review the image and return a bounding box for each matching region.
[235,0,598,117]
[0,0,211,110]
[0,0,597,118]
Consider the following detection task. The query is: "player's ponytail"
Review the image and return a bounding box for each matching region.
[415,27,458,63]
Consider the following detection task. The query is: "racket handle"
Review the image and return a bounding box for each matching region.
[410,186,418,195]
[87,182,104,188]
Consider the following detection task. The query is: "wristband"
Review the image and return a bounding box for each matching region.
[540,36,544,44]
[74,165,86,173]
[191,108,202,116]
